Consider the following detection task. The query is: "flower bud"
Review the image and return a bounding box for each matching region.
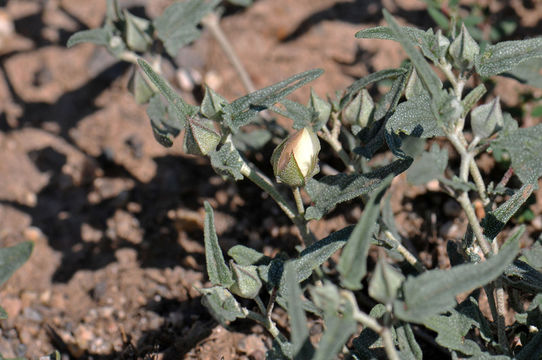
[184,116,221,156]
[271,127,320,187]
[228,262,262,299]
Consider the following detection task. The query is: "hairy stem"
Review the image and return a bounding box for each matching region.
[202,12,255,93]
[383,231,426,273]
[240,163,316,246]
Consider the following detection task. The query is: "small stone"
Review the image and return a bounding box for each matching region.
[427,179,440,192]
[1,297,22,318]
[23,226,43,241]
[74,324,94,349]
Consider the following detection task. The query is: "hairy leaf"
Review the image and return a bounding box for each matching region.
[0,306,7,320]
[227,69,323,131]
[146,95,181,147]
[292,226,353,283]
[340,68,408,109]
[491,124,542,184]
[470,98,503,140]
[312,311,357,360]
[227,245,269,266]
[395,323,422,360]
[461,84,487,117]
[305,158,412,220]
[482,183,534,240]
[138,59,197,128]
[153,0,219,56]
[476,37,542,77]
[503,260,542,293]
[209,141,244,181]
[338,176,392,290]
[204,202,233,287]
[386,94,444,139]
[407,143,448,185]
[383,11,443,102]
[369,260,405,304]
[284,263,314,359]
[394,227,521,323]
[67,28,110,48]
[505,57,542,89]
[0,241,33,287]
[200,286,245,325]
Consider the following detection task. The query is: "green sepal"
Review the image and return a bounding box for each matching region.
[228,261,262,299]
[184,117,221,156]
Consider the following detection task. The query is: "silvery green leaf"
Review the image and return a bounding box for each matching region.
[227,245,269,266]
[369,260,405,304]
[407,143,448,185]
[123,10,152,52]
[274,99,315,130]
[505,57,542,89]
[394,227,521,323]
[284,262,314,359]
[313,310,357,360]
[292,226,354,283]
[343,90,362,124]
[449,24,479,71]
[128,69,154,104]
[305,158,412,220]
[201,86,228,120]
[229,262,262,299]
[67,28,110,48]
[226,69,323,131]
[386,94,444,139]
[204,202,233,287]
[482,183,534,240]
[470,98,503,140]
[358,89,375,128]
[153,0,219,56]
[491,124,542,184]
[521,237,542,270]
[0,306,7,319]
[200,286,245,325]
[383,11,443,102]
[106,0,123,22]
[0,241,33,287]
[476,37,542,77]
[209,140,244,181]
[233,129,272,151]
[146,95,181,148]
[373,64,412,122]
[405,69,428,100]
[340,68,408,109]
[461,84,487,117]
[395,323,422,360]
[503,260,542,293]
[423,309,482,356]
[338,176,392,290]
[356,25,439,63]
[432,29,450,60]
[308,89,331,131]
[309,281,341,314]
[138,58,198,127]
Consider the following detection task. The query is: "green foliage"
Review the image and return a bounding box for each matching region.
[154,0,219,57]
[338,176,392,290]
[394,227,521,323]
[68,2,542,358]
[0,241,33,287]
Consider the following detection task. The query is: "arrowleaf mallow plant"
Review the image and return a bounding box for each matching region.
[68,1,542,358]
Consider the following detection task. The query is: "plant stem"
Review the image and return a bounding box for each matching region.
[343,291,400,360]
[244,308,289,345]
[319,123,355,172]
[383,230,426,273]
[202,12,256,93]
[240,162,316,246]
[292,187,305,216]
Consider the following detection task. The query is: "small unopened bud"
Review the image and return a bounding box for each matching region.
[184,116,221,156]
[229,262,262,299]
[271,127,320,187]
